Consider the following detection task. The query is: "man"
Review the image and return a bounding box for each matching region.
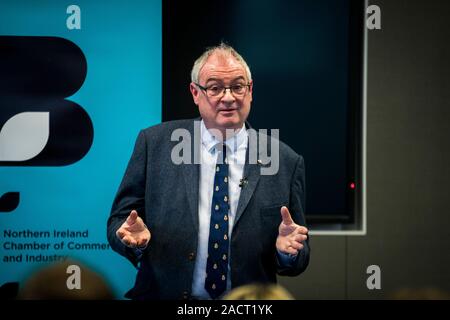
[107,43,310,300]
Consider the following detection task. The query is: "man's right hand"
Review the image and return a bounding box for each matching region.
[116,210,151,249]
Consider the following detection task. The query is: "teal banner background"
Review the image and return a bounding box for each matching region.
[0,0,161,298]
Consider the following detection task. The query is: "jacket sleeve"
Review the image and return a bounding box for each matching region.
[277,155,310,276]
[107,130,147,267]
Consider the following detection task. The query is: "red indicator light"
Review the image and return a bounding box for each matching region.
[350,182,355,189]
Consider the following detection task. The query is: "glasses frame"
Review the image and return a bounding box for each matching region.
[195,82,251,98]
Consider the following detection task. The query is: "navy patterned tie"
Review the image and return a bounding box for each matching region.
[205,144,230,299]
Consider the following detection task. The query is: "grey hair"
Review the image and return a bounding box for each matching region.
[191,43,252,83]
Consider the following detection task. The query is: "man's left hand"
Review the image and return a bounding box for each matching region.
[276,206,308,255]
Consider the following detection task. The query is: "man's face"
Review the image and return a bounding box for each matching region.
[190,52,253,135]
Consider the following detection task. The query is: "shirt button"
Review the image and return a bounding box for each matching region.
[182,291,190,300]
[188,252,196,261]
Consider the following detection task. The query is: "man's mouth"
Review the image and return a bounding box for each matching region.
[218,108,237,112]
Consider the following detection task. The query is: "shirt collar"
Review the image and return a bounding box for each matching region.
[201,120,247,154]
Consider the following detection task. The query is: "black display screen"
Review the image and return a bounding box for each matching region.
[163,0,365,225]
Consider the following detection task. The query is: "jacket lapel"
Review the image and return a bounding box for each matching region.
[233,133,261,227]
[181,120,200,233]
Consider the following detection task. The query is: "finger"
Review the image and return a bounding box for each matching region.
[116,228,132,239]
[120,235,130,246]
[283,246,298,255]
[116,229,126,239]
[120,236,129,246]
[293,234,308,242]
[126,210,138,226]
[137,238,149,248]
[292,225,308,235]
[135,234,148,245]
[122,235,137,248]
[290,241,304,251]
[280,206,294,225]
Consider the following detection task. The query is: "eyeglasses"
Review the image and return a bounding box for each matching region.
[195,83,250,98]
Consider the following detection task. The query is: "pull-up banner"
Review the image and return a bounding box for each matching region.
[0,0,162,298]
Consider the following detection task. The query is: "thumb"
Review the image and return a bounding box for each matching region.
[126,210,138,226]
[280,206,294,225]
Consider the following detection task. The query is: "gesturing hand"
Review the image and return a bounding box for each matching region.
[116,210,151,249]
[276,206,308,255]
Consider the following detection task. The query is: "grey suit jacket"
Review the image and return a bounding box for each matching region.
[107,119,310,300]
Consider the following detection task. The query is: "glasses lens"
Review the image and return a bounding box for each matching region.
[231,84,245,95]
[206,84,248,97]
[207,85,223,97]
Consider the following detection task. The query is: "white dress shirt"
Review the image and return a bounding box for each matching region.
[191,120,248,299]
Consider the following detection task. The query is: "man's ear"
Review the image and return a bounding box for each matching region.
[190,82,200,105]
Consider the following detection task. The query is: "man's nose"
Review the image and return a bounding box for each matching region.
[220,88,236,103]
